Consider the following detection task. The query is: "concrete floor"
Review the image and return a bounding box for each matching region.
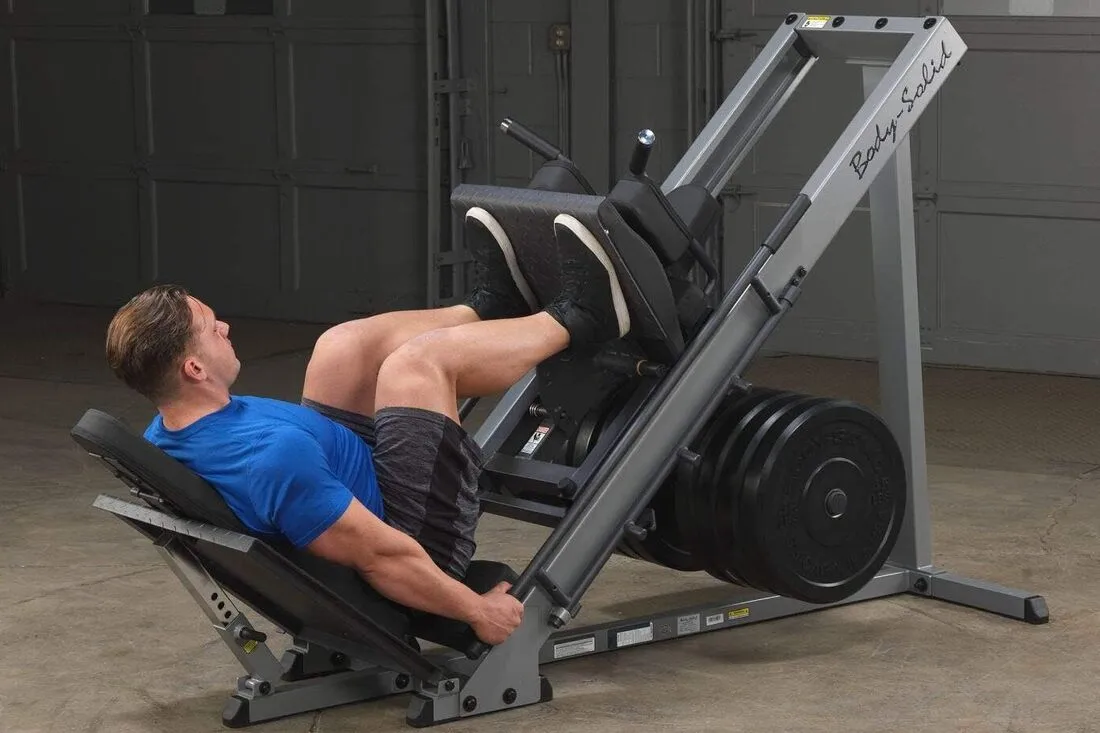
[2,301,1100,733]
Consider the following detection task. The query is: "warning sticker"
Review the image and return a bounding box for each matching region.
[677,614,701,636]
[553,636,596,659]
[705,613,724,627]
[242,640,258,654]
[615,624,654,648]
[519,424,551,457]
[728,607,750,621]
[802,15,831,29]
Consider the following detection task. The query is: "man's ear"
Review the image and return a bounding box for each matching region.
[180,354,206,384]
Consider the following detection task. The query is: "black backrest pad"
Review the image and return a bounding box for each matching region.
[72,409,248,532]
[72,409,431,671]
[451,184,684,361]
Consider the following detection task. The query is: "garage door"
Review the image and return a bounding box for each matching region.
[0,0,428,322]
[718,0,1100,377]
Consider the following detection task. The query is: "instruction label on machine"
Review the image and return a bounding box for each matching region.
[613,624,653,648]
[553,636,596,659]
[705,613,724,627]
[801,15,831,29]
[677,614,701,636]
[519,424,551,458]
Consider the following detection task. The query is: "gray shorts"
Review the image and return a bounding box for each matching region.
[303,399,483,580]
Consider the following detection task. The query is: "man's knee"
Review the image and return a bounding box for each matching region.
[379,329,453,383]
[310,321,374,371]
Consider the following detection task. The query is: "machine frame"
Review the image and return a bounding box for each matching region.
[92,13,1047,729]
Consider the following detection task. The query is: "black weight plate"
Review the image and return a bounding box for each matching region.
[703,392,812,586]
[699,392,804,586]
[727,395,831,592]
[630,471,705,570]
[712,394,827,589]
[742,400,907,604]
[672,389,771,560]
[569,383,637,467]
[633,388,775,571]
[675,388,781,577]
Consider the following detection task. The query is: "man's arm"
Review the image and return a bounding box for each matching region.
[306,499,522,644]
[256,427,522,644]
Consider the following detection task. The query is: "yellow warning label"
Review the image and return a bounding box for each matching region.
[727,607,750,621]
[242,640,258,654]
[802,15,831,29]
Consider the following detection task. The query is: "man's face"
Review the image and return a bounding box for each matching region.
[183,296,241,390]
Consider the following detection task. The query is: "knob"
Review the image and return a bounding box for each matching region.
[629,129,656,176]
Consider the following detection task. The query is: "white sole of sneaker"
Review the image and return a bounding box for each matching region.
[465,207,539,312]
[553,213,631,338]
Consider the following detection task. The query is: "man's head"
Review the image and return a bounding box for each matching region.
[106,285,240,406]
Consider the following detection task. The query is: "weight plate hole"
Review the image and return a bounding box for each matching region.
[825,488,848,519]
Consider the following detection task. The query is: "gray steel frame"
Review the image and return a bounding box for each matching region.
[420,12,1046,726]
[95,14,1047,729]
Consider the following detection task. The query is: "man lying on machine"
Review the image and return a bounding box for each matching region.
[103,209,630,647]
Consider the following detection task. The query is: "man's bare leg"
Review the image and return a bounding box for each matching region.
[373,213,637,423]
[302,305,480,417]
[374,313,570,423]
[366,220,629,581]
[304,204,551,417]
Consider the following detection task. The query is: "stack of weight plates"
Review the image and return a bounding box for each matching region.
[625,388,907,605]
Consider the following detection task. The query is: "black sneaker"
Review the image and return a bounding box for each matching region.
[544,213,631,347]
[462,207,538,321]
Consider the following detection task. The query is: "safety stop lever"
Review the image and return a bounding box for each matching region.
[500,118,565,162]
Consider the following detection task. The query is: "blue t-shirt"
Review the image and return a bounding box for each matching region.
[144,395,384,548]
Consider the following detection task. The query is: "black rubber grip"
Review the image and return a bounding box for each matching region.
[761,193,811,254]
[465,639,489,659]
[500,118,562,161]
[629,130,656,176]
[238,627,267,643]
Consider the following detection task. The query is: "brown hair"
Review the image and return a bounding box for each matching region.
[105,284,195,402]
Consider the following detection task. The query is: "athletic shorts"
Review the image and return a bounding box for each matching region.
[302,399,484,580]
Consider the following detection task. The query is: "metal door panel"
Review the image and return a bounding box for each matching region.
[10,0,130,13]
[149,39,277,166]
[19,174,141,304]
[939,211,1100,338]
[155,181,280,315]
[288,1,419,19]
[939,47,1100,189]
[613,6,687,181]
[482,2,570,188]
[292,40,422,186]
[296,186,426,314]
[15,38,134,163]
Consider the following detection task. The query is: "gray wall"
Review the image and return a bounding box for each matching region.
[0,0,428,322]
[2,0,1098,377]
[457,0,692,191]
[719,0,1100,377]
